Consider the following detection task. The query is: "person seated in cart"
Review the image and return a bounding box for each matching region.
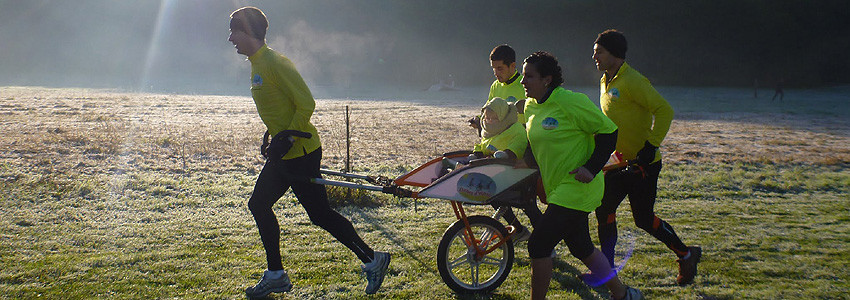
[469,97,525,161]
[465,96,542,243]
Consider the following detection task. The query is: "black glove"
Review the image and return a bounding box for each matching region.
[635,141,658,167]
[514,99,525,114]
[266,135,293,163]
[261,131,270,158]
[266,130,312,162]
[468,115,482,130]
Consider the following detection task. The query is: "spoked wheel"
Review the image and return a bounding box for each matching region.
[437,215,514,294]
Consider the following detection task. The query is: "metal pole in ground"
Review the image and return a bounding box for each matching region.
[345,105,351,200]
[345,105,350,173]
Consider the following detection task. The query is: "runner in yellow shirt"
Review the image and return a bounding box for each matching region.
[522,51,642,300]
[469,45,528,130]
[228,7,389,298]
[592,29,700,285]
[488,44,528,123]
[469,45,542,244]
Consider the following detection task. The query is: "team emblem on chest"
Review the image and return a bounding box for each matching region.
[541,117,559,130]
[252,74,263,88]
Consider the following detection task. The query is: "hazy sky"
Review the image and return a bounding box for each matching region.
[1,0,469,95]
[1,1,846,95]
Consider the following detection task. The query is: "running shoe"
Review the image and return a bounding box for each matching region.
[245,269,292,298]
[677,246,702,285]
[618,286,644,300]
[363,251,391,294]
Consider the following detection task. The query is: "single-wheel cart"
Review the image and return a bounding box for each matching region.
[314,151,541,294]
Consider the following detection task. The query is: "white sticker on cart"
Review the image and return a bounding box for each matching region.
[457,172,497,203]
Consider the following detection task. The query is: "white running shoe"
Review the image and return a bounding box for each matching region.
[245,269,292,298]
[362,251,391,294]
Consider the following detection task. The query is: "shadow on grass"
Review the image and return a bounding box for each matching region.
[446,256,602,300]
[550,258,602,300]
[351,206,608,300]
[350,207,526,300]
[452,292,518,300]
[350,208,438,275]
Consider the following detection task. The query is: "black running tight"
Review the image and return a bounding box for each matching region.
[248,148,374,271]
[595,160,689,267]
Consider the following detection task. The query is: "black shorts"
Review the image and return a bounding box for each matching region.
[527,204,595,260]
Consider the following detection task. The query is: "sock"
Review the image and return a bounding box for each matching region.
[266,269,286,279]
[363,255,376,267]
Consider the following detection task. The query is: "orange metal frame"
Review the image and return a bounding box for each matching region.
[394,152,471,187]
[449,201,514,259]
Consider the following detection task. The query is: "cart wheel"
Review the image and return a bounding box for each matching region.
[437,215,514,294]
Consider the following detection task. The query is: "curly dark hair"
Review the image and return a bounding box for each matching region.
[523,51,563,88]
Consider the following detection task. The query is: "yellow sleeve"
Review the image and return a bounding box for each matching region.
[558,91,618,135]
[503,123,528,158]
[488,81,497,102]
[632,78,673,146]
[275,61,315,132]
[473,141,486,153]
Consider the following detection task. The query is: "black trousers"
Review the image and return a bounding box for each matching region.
[248,148,374,270]
[594,160,689,267]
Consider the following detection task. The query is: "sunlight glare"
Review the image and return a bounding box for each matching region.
[140,0,177,91]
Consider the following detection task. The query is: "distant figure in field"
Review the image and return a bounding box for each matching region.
[753,78,758,98]
[772,78,785,101]
[592,29,701,286]
[426,74,457,91]
[228,6,389,298]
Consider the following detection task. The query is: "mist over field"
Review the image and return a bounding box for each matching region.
[1,0,849,96]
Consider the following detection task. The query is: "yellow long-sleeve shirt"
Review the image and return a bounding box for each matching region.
[600,62,673,163]
[249,45,321,160]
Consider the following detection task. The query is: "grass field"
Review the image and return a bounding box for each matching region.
[1,86,848,299]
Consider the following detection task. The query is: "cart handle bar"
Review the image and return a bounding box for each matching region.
[319,169,396,186]
[311,178,419,198]
[320,169,371,180]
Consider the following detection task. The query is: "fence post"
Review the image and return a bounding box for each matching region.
[345,105,350,173]
[345,105,351,200]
